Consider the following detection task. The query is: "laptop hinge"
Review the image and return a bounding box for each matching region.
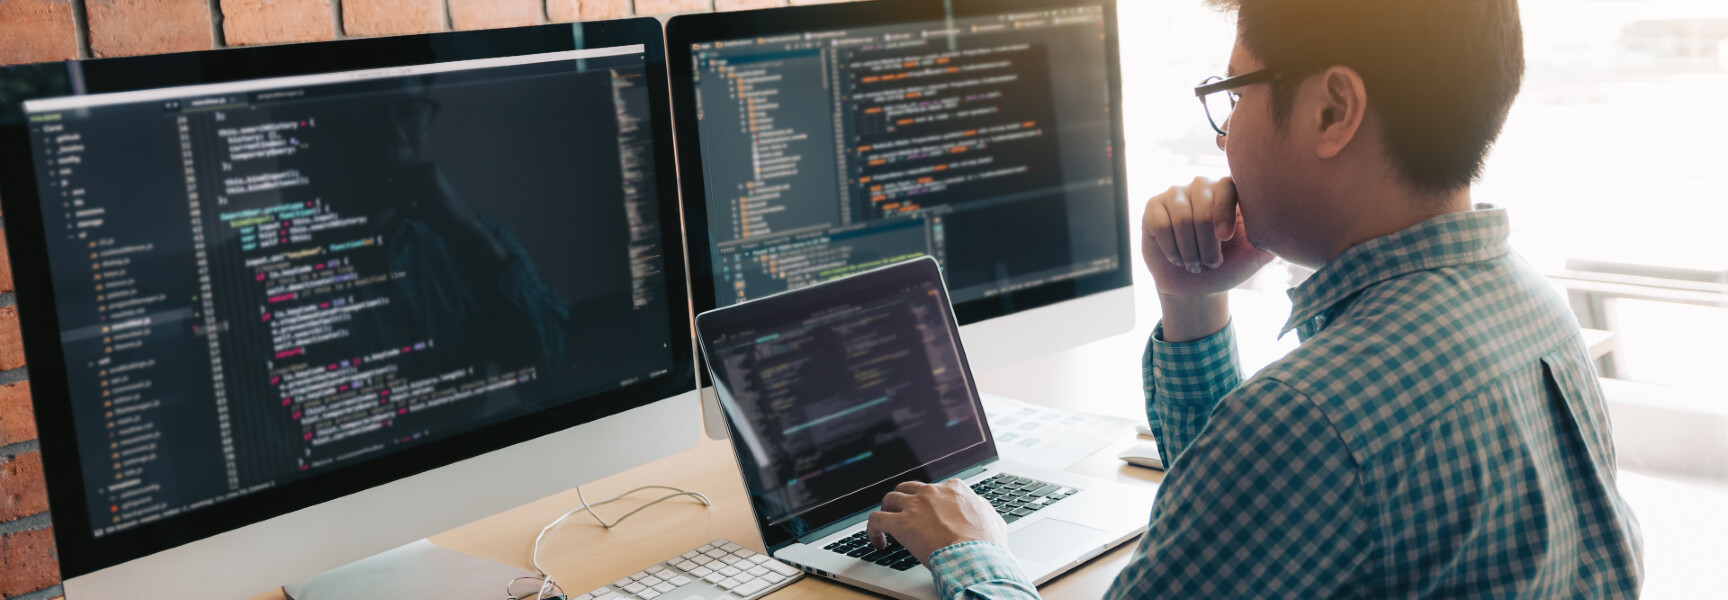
[796,508,876,546]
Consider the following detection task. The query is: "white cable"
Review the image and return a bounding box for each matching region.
[528,485,713,588]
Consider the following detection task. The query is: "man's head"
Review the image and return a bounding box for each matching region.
[1205,0,1524,265]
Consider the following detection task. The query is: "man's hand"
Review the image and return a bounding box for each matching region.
[866,480,1007,565]
[1141,176,1275,341]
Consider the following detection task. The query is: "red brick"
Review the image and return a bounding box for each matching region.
[0,307,21,372]
[716,0,782,10]
[0,382,32,446]
[0,451,49,523]
[450,0,539,31]
[634,0,707,15]
[342,0,444,37]
[0,527,59,597]
[221,0,335,46]
[0,227,12,294]
[0,0,77,66]
[548,0,627,22]
[86,0,213,58]
[0,307,20,372]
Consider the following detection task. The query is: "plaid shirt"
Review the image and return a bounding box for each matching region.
[927,208,1644,598]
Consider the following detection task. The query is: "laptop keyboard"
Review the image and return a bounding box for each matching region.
[972,474,1079,523]
[819,474,1081,571]
[824,531,922,571]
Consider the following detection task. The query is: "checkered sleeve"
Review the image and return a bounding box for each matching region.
[1143,321,1241,467]
[926,541,1041,600]
[1107,378,1370,599]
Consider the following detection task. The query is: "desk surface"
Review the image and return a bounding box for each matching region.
[248,428,1160,600]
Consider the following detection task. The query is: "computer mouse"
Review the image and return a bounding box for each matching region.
[1116,444,1164,470]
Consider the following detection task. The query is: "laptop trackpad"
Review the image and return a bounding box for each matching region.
[1007,518,1109,565]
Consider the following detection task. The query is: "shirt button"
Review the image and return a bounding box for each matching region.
[1314,315,1327,328]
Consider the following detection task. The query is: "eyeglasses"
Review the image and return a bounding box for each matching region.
[505,575,567,600]
[1195,68,1283,136]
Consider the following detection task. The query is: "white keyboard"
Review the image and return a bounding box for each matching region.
[573,539,803,600]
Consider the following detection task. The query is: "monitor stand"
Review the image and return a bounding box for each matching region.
[283,538,534,600]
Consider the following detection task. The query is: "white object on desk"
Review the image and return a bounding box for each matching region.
[1116,444,1164,471]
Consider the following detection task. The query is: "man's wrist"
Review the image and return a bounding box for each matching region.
[1157,292,1229,343]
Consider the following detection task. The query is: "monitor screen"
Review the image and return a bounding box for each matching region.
[701,261,985,527]
[12,42,683,546]
[680,3,1127,320]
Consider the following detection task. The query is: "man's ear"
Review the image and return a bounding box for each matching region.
[1310,66,1368,160]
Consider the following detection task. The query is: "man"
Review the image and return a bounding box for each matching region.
[865,0,1645,597]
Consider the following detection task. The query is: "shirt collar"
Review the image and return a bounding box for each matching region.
[1280,207,1512,338]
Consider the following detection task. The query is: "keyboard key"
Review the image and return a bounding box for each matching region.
[613,578,635,588]
[718,555,743,566]
[572,595,593,600]
[702,573,724,584]
[647,565,668,575]
[718,566,743,577]
[763,560,801,577]
[734,548,758,559]
[689,567,714,578]
[692,555,715,566]
[763,573,787,584]
[669,576,693,586]
[681,550,701,560]
[638,591,661,600]
[846,546,873,558]
[748,555,771,565]
[716,577,741,590]
[697,544,715,553]
[746,566,770,577]
[639,576,663,586]
[652,582,676,594]
[588,587,610,598]
[704,549,729,559]
[598,594,630,600]
[721,542,744,553]
[890,558,919,571]
[733,579,770,597]
[677,560,700,571]
[622,583,646,594]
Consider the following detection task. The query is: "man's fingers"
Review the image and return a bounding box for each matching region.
[1169,189,1203,273]
[865,510,901,550]
[1213,177,1240,242]
[1189,181,1222,269]
[1143,200,1181,267]
[894,480,928,495]
[880,491,913,512]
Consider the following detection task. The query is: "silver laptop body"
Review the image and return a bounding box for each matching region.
[695,257,1156,600]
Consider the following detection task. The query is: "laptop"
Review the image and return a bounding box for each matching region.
[694,257,1156,600]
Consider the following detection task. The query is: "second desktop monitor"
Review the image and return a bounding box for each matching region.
[672,1,1131,321]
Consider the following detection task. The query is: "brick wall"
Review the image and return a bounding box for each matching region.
[0,0,857,596]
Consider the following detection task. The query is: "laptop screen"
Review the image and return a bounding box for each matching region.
[698,258,994,545]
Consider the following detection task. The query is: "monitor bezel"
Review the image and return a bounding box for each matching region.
[0,17,696,578]
[666,0,1131,332]
[694,256,999,551]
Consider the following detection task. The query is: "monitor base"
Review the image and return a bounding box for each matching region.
[283,538,533,600]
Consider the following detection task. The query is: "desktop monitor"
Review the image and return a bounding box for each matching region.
[0,19,698,599]
[666,0,1134,407]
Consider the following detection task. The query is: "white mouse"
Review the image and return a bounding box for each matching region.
[1117,443,1164,470]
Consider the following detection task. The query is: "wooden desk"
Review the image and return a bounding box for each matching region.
[249,424,1161,600]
